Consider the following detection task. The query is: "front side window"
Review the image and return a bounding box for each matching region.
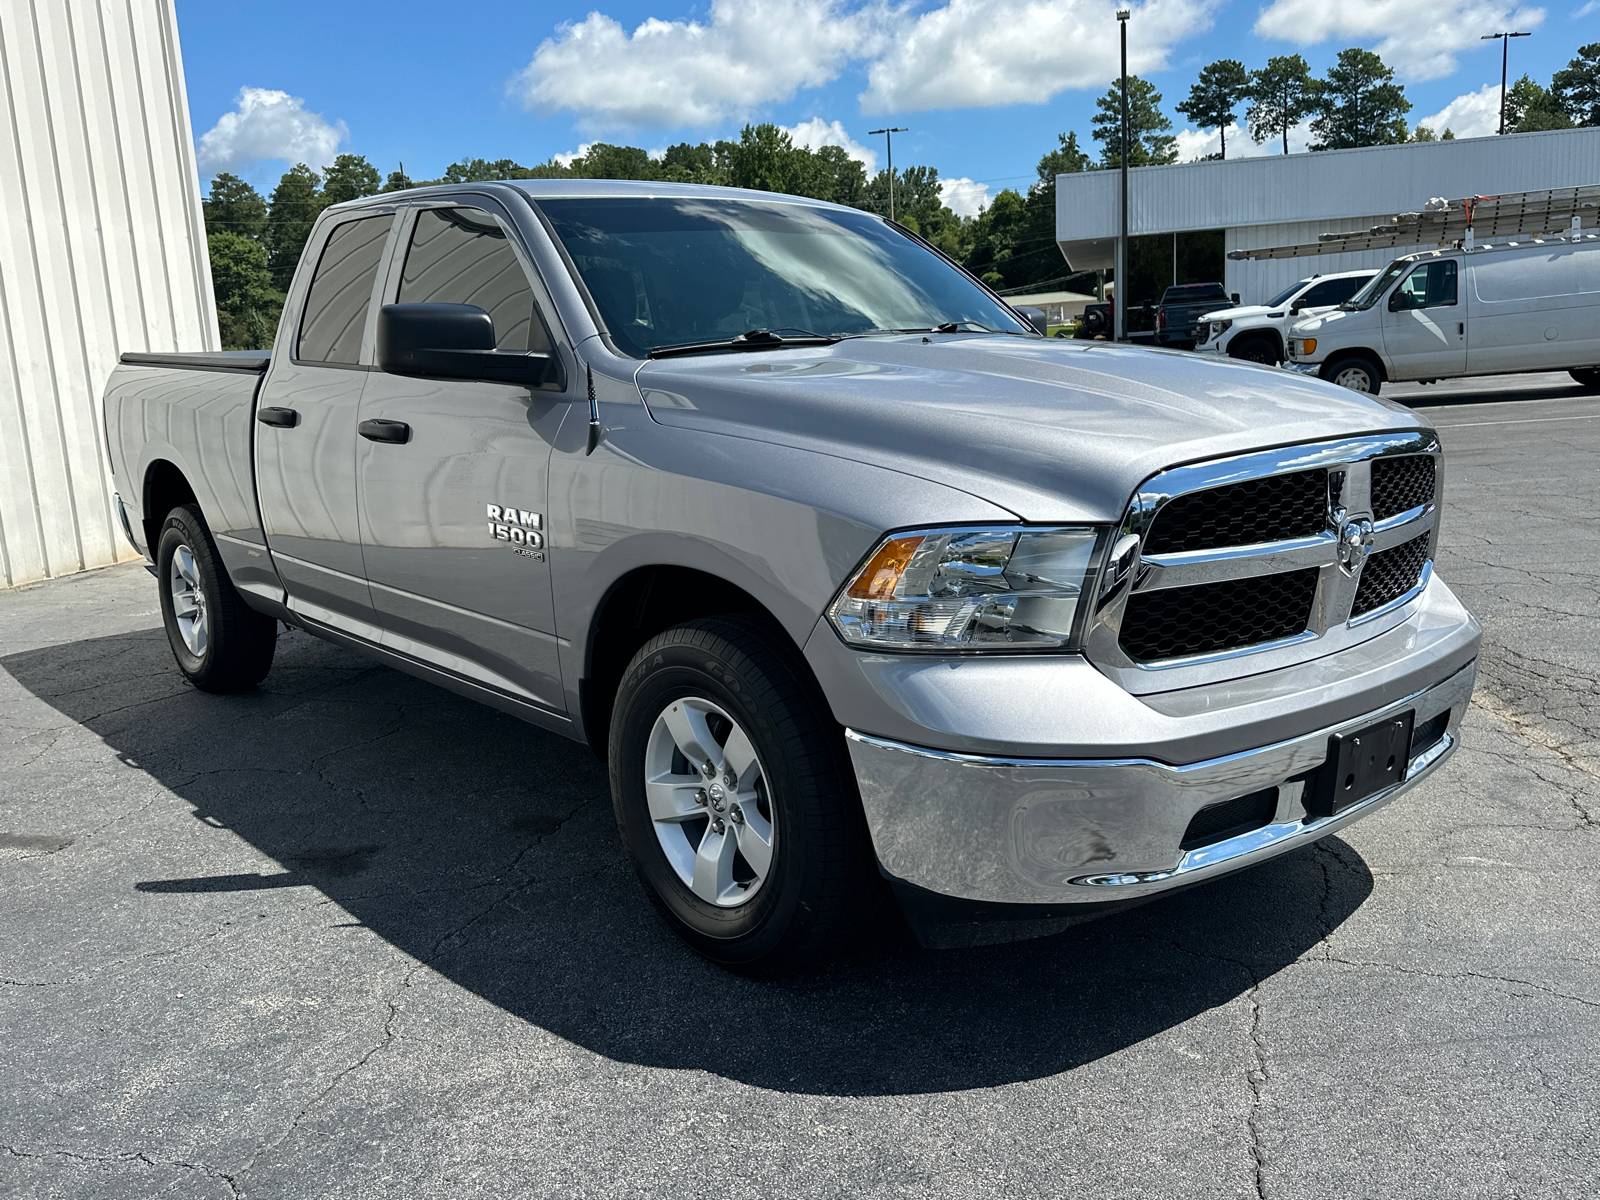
[1300,275,1371,307]
[535,197,1029,358]
[1343,259,1412,311]
[1389,260,1458,311]
[399,208,551,352]
[298,214,393,364]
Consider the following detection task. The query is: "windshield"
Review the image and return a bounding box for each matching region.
[1266,282,1304,308]
[536,197,1030,357]
[1342,259,1410,311]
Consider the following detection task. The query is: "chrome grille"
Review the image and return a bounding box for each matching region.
[1142,470,1327,554]
[1370,455,1436,520]
[1353,531,1432,615]
[1120,570,1318,660]
[1088,434,1442,690]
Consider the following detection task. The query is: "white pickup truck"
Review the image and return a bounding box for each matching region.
[1195,270,1376,365]
[1287,235,1600,393]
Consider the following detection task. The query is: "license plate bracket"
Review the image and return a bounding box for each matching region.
[1307,711,1414,818]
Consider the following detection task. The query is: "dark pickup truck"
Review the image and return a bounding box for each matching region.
[1155,282,1236,350]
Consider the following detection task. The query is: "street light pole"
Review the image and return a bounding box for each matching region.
[1116,9,1131,342]
[1481,31,1532,135]
[868,126,908,221]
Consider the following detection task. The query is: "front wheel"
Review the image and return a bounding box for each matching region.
[1322,354,1383,395]
[1229,337,1279,365]
[608,617,879,974]
[1571,367,1600,393]
[156,504,277,692]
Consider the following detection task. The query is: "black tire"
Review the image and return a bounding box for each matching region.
[156,504,277,693]
[1229,336,1279,365]
[1571,367,1600,392]
[608,616,879,974]
[1321,354,1383,395]
[1081,309,1107,335]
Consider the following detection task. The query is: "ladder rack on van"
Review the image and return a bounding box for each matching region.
[1228,185,1600,261]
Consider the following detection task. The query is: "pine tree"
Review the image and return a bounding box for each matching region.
[263,164,324,292]
[1310,49,1411,150]
[1177,60,1250,159]
[1246,55,1319,154]
[1091,76,1177,167]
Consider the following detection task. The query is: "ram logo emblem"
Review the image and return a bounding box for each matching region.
[487,503,544,550]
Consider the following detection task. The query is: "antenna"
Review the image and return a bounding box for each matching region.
[585,362,602,455]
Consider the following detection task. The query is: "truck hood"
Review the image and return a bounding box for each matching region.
[1291,307,1361,335]
[635,335,1428,523]
[1202,304,1275,322]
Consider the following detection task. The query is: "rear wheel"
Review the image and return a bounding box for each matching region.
[1322,354,1383,395]
[608,617,878,974]
[1229,336,1279,365]
[1571,367,1600,392]
[156,504,277,692]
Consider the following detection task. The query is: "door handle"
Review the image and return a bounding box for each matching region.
[1458,322,1465,335]
[256,407,300,428]
[359,418,411,444]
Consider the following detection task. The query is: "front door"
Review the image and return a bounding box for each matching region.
[1381,259,1465,380]
[355,204,571,713]
[255,211,395,634]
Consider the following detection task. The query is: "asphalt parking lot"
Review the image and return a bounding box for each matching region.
[3,371,1597,1200]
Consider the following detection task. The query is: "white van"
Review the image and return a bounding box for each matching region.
[1286,234,1600,394]
[1195,269,1376,364]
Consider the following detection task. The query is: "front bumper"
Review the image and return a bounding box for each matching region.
[1287,361,1322,375]
[821,575,1480,922]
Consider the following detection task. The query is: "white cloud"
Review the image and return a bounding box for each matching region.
[1173,119,1313,160]
[553,143,593,167]
[514,0,886,131]
[196,87,346,176]
[860,0,1219,113]
[785,118,878,172]
[1253,0,1546,81]
[1418,83,1502,138]
[938,177,990,217]
[1573,0,1598,15]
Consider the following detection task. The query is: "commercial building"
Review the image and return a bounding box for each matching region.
[0,0,215,588]
[1054,127,1600,315]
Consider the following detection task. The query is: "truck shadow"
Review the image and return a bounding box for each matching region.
[3,626,1373,1097]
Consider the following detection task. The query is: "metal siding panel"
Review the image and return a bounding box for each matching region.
[0,0,213,586]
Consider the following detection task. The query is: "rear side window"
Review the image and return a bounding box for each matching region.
[1300,276,1369,307]
[399,208,551,352]
[298,215,393,364]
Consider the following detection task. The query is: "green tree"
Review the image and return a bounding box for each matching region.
[1551,43,1600,126]
[208,230,279,349]
[1091,76,1177,166]
[657,142,722,184]
[1506,75,1573,132]
[572,143,656,179]
[1310,48,1411,150]
[263,164,324,292]
[1176,59,1250,158]
[203,173,266,239]
[1247,55,1319,154]
[320,154,381,205]
[813,144,866,206]
[382,167,414,192]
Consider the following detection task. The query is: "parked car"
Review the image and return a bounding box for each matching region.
[1195,270,1377,364]
[1288,236,1600,393]
[103,180,1481,972]
[1154,282,1234,349]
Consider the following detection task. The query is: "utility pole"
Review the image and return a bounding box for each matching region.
[1482,31,1532,135]
[1116,9,1130,342]
[868,127,908,221]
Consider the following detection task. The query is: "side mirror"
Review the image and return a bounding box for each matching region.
[1387,290,1415,313]
[1290,302,1304,315]
[1231,292,1241,305]
[1014,305,1049,335]
[377,303,556,388]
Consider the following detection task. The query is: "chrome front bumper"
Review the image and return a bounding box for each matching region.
[1287,361,1321,375]
[846,657,1475,907]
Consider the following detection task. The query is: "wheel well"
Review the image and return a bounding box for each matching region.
[142,460,196,552]
[581,566,779,758]
[1324,349,1386,382]
[1230,330,1283,358]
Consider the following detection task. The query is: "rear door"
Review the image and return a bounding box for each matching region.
[355,201,571,713]
[255,210,396,634]
[1380,259,1465,380]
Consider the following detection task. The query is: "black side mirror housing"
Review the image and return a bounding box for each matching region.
[378,303,557,388]
[1290,302,1304,315]
[1014,305,1049,335]
[1231,292,1241,305]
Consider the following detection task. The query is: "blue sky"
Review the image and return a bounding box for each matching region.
[176,0,1595,214]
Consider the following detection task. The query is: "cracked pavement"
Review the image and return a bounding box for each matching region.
[2,371,1597,1199]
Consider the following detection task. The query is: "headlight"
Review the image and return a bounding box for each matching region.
[827,526,1105,651]
[1211,319,1232,339]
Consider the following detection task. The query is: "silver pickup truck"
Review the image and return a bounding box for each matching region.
[104,180,1481,972]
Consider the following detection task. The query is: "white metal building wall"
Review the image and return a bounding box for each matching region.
[0,0,216,588]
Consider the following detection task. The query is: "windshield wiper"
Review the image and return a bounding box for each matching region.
[648,328,839,359]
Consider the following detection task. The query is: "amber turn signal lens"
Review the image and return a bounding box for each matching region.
[846,535,924,600]
[1301,338,1317,355]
